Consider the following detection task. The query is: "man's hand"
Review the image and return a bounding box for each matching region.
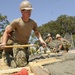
[41,41,47,47]
[0,42,6,49]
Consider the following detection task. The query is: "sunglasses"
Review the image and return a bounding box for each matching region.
[22,9,32,12]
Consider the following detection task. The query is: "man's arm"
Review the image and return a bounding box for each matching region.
[0,26,12,46]
[34,31,46,45]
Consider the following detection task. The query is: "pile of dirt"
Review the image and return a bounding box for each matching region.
[43,53,75,75]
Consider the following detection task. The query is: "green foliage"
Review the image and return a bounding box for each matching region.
[38,15,75,39]
[0,13,10,36]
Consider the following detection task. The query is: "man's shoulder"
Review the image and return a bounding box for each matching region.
[11,18,21,23]
[30,19,37,24]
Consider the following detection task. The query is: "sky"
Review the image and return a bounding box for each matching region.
[0,0,75,26]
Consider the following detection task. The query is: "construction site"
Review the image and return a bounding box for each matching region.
[0,0,75,75]
[0,49,75,75]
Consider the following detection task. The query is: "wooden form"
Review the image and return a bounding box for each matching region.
[29,62,49,75]
[0,66,32,75]
[35,58,62,65]
[0,67,30,73]
[0,57,62,75]
[29,58,62,75]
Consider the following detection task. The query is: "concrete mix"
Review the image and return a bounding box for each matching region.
[43,53,75,75]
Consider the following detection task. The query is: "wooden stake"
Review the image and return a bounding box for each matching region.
[4,44,38,48]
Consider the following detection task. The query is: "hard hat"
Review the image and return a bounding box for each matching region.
[20,0,33,11]
[47,33,51,37]
[56,34,61,38]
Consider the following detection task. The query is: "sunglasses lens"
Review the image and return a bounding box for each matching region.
[22,9,32,12]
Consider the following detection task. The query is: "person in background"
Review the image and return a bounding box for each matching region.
[37,44,47,54]
[45,33,53,44]
[56,34,71,53]
[0,0,46,67]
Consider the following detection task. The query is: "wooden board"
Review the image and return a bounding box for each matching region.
[29,62,49,75]
[0,54,62,75]
[31,57,62,66]
[0,67,30,74]
[29,58,62,75]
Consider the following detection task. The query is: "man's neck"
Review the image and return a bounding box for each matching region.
[22,17,30,23]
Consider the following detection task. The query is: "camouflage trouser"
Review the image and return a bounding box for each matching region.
[61,41,71,52]
[2,39,13,66]
[3,42,30,68]
[2,48,13,66]
[11,43,30,67]
[62,43,70,49]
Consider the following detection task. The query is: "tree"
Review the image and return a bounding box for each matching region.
[0,13,10,36]
[38,15,75,39]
